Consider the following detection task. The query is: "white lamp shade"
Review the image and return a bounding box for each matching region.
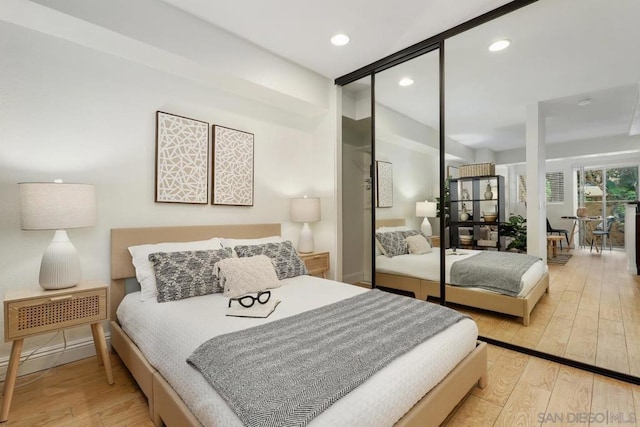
[416,201,437,218]
[290,197,321,223]
[19,182,96,230]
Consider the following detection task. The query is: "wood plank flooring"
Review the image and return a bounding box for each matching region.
[446,345,640,427]
[2,345,639,426]
[451,248,640,376]
[0,354,153,426]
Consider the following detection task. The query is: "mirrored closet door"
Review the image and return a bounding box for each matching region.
[373,50,442,299]
[338,0,640,381]
[341,76,373,286]
[444,0,640,377]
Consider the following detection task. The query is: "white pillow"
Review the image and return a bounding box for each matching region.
[129,238,223,301]
[221,236,283,256]
[406,234,432,255]
[215,255,280,298]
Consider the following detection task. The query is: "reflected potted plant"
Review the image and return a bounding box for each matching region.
[436,178,451,225]
[500,215,527,252]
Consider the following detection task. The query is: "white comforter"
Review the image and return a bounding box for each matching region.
[375,248,547,297]
[117,275,478,427]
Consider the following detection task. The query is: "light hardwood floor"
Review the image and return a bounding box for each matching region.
[2,345,639,426]
[0,354,153,426]
[450,247,640,376]
[445,344,640,426]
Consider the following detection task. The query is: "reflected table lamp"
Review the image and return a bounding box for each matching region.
[290,196,321,253]
[19,181,96,290]
[416,201,437,237]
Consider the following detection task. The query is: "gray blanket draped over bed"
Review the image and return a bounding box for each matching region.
[450,251,541,297]
[187,289,467,427]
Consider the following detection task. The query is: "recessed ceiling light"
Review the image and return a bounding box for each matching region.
[577,97,592,106]
[398,77,414,87]
[331,33,350,46]
[488,39,510,52]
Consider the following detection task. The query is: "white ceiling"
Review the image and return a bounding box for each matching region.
[160,0,512,79]
[163,0,640,155]
[355,0,640,153]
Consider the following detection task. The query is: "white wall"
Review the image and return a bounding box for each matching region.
[375,139,438,232]
[0,7,334,374]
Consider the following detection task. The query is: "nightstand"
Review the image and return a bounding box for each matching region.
[299,251,330,278]
[1,280,114,422]
[430,236,441,248]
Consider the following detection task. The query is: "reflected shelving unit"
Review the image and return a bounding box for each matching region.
[449,175,505,250]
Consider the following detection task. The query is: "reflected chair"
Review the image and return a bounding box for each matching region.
[546,218,569,250]
[590,215,615,252]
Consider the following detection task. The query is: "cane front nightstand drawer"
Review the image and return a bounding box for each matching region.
[299,252,330,278]
[4,284,107,341]
[2,281,113,422]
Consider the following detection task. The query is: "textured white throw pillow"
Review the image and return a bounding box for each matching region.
[216,255,280,298]
[128,238,223,301]
[406,234,432,255]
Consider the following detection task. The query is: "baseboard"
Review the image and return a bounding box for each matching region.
[342,271,365,284]
[0,333,111,382]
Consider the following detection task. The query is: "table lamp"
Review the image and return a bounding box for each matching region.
[290,196,321,253]
[19,181,97,289]
[416,201,437,236]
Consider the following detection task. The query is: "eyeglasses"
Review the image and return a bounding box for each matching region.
[228,290,271,308]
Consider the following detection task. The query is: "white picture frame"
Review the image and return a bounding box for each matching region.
[376,160,393,208]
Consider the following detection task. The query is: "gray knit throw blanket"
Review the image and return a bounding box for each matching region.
[187,289,467,427]
[450,251,541,296]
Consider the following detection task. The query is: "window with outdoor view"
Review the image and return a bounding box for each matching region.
[577,166,639,247]
[518,172,564,204]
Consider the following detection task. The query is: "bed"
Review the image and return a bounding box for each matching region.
[375,219,549,326]
[109,224,487,427]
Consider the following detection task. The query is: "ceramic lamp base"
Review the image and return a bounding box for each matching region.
[297,223,315,253]
[39,230,80,290]
[420,217,433,237]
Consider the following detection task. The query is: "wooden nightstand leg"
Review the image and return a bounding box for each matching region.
[91,323,114,385]
[1,338,24,422]
[90,323,104,366]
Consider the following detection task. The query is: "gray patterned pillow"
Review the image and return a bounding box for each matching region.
[375,231,408,257]
[149,248,232,303]
[234,240,308,279]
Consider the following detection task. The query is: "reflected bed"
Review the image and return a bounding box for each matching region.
[375,219,549,325]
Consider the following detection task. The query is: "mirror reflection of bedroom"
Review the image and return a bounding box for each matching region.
[341,76,374,287]
[344,0,640,379]
[374,49,442,298]
[443,0,640,378]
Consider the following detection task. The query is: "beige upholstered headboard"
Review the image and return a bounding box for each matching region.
[109,223,281,320]
[375,218,406,228]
